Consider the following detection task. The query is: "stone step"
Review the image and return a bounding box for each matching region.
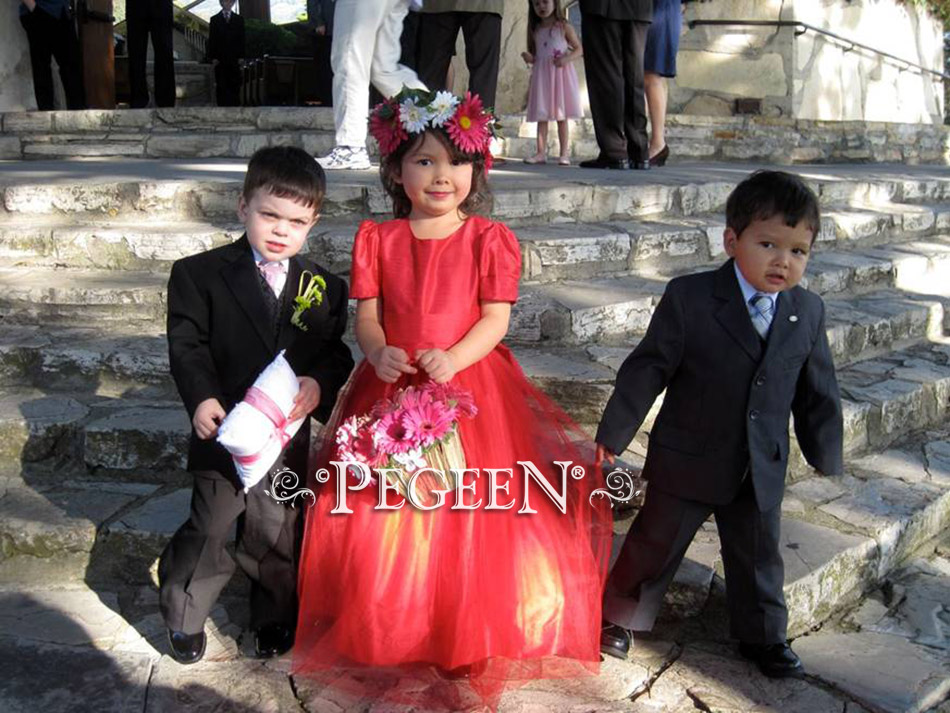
[2,160,949,228]
[0,327,172,399]
[4,206,948,283]
[4,232,948,336]
[513,269,949,346]
[3,108,948,165]
[500,113,950,166]
[0,389,188,477]
[0,267,168,324]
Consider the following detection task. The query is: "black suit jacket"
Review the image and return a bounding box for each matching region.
[167,236,354,479]
[596,260,843,512]
[207,11,245,64]
[579,0,653,21]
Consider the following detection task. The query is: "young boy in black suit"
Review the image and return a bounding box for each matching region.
[207,0,245,107]
[596,170,843,678]
[160,146,354,664]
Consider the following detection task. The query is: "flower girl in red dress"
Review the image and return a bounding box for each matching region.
[292,88,613,711]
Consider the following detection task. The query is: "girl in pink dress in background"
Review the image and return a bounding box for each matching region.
[522,0,584,166]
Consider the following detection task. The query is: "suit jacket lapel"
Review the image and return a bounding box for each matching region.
[762,288,800,364]
[277,257,303,352]
[222,235,275,351]
[713,260,763,363]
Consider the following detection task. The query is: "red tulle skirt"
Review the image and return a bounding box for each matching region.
[293,345,613,711]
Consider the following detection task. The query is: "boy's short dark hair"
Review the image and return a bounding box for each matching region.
[725,170,821,243]
[243,146,326,213]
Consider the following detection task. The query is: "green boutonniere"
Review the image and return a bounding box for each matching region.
[291,270,327,331]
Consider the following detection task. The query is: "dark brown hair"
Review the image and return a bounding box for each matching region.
[726,170,821,244]
[379,129,493,219]
[527,0,568,55]
[243,146,326,213]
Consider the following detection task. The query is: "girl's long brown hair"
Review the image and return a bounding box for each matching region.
[379,129,493,219]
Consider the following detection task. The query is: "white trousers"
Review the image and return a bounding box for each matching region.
[331,0,427,148]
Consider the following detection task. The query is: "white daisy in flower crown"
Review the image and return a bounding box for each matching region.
[428,90,460,127]
[369,86,501,169]
[399,96,432,134]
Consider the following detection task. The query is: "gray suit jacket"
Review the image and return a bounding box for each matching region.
[578,0,653,22]
[596,260,843,512]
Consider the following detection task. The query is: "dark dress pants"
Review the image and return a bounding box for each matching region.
[19,7,86,111]
[416,11,501,110]
[580,11,649,164]
[158,469,300,635]
[127,0,176,108]
[603,476,789,644]
[214,61,242,107]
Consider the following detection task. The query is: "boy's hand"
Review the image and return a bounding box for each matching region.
[595,444,616,471]
[193,398,226,440]
[521,51,534,64]
[370,346,417,383]
[415,349,456,384]
[289,376,320,421]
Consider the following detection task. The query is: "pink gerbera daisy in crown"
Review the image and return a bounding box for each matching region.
[369,98,409,156]
[446,92,492,155]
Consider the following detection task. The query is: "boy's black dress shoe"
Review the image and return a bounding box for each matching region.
[168,629,206,664]
[600,621,632,659]
[255,623,294,658]
[579,156,628,170]
[629,159,651,170]
[738,642,804,678]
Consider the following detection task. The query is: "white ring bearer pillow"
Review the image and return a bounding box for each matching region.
[217,350,306,492]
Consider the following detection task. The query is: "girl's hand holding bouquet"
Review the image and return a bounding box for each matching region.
[370,345,418,383]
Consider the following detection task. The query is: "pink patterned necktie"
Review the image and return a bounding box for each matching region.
[258,261,284,296]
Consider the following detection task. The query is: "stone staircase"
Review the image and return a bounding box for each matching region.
[1,137,949,711]
[2,107,948,164]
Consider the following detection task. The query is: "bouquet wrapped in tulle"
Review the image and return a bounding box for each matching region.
[334,382,477,504]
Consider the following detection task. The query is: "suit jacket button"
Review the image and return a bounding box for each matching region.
[749,409,759,420]
[755,375,766,386]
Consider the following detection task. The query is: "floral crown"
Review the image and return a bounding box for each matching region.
[369,87,500,170]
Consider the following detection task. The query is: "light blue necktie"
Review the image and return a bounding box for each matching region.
[749,293,774,340]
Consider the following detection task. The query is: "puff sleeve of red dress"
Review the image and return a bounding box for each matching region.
[478,221,521,304]
[349,220,381,300]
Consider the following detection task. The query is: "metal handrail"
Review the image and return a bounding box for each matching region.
[689,19,950,81]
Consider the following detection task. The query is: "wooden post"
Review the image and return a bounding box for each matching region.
[239,0,270,22]
[78,0,115,108]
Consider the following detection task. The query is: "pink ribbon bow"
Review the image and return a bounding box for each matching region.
[234,387,294,465]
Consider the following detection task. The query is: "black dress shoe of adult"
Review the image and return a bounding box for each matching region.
[629,159,652,170]
[649,144,670,167]
[168,629,206,664]
[739,642,804,678]
[579,156,628,170]
[255,623,294,658]
[600,621,632,659]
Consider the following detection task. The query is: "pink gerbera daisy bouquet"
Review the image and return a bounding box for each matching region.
[368,86,500,169]
[334,382,478,504]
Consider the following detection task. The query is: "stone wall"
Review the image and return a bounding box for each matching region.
[1,3,40,112]
[671,0,945,124]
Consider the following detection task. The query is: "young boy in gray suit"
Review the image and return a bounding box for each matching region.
[597,170,843,678]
